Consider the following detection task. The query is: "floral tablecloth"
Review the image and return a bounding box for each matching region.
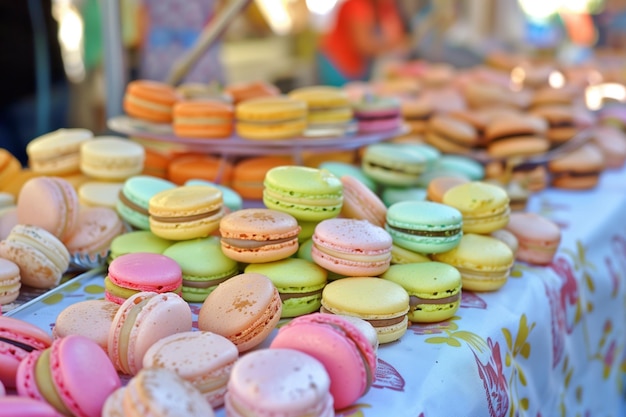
[7,165,626,417]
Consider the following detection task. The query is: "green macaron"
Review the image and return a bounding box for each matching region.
[385,200,463,254]
[381,261,462,323]
[108,230,174,262]
[245,257,327,318]
[163,236,239,303]
[318,161,377,192]
[361,143,432,187]
[116,175,176,230]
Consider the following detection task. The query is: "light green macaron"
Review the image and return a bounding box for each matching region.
[108,230,174,262]
[381,262,462,323]
[245,257,327,318]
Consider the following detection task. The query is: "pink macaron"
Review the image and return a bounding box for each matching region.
[16,334,121,417]
[17,176,80,242]
[270,313,377,410]
[505,212,562,265]
[225,348,334,417]
[0,316,52,388]
[0,397,64,417]
[108,291,192,375]
[312,218,393,276]
[353,96,402,133]
[104,252,183,304]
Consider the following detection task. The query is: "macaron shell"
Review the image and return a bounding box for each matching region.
[505,212,561,265]
[80,137,145,181]
[108,230,173,261]
[52,300,120,350]
[142,331,238,407]
[340,175,387,228]
[0,258,20,305]
[0,396,64,417]
[17,176,79,241]
[26,128,94,176]
[442,181,510,234]
[50,335,121,417]
[198,273,282,352]
[79,181,124,209]
[64,206,125,256]
[106,252,182,298]
[226,348,333,417]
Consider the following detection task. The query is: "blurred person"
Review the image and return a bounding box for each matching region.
[316,0,411,86]
[136,0,225,84]
[0,0,69,166]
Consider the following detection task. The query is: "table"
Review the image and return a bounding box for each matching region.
[6,164,626,417]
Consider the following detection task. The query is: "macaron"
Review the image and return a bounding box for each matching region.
[0,150,22,193]
[426,176,470,203]
[547,143,605,190]
[381,262,462,323]
[230,155,294,200]
[321,277,410,344]
[353,95,402,133]
[185,179,243,212]
[531,104,578,146]
[361,143,430,187]
[63,206,125,258]
[340,175,387,228]
[425,114,479,154]
[108,230,173,261]
[236,95,308,140]
[318,161,377,192]
[0,397,64,417]
[80,136,145,181]
[505,212,561,265]
[432,233,514,292]
[107,291,192,375]
[0,224,70,289]
[102,367,215,417]
[288,85,353,135]
[123,79,180,123]
[591,125,626,169]
[173,100,234,138]
[263,165,343,222]
[52,299,120,351]
[78,181,124,209]
[167,153,234,185]
[219,208,301,263]
[312,218,393,277]
[142,331,239,408]
[16,335,121,417]
[0,258,20,306]
[105,252,183,304]
[390,243,431,265]
[17,176,79,242]
[26,128,94,175]
[245,257,327,318]
[0,316,52,388]
[0,207,17,242]
[380,186,427,207]
[225,79,280,104]
[270,313,377,410]
[385,200,464,254]
[198,273,282,352]
[149,184,225,240]
[226,348,333,416]
[162,236,239,302]
[442,181,511,234]
[116,175,176,230]
[436,154,485,181]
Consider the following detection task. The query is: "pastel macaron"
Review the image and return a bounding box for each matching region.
[381,262,462,323]
[162,236,239,302]
[0,258,20,306]
[0,397,64,417]
[245,257,327,318]
[270,313,377,410]
[102,367,215,417]
[0,316,52,388]
[288,85,353,134]
[78,181,124,209]
[16,335,121,417]
[225,348,334,417]
[80,136,145,181]
[321,277,410,344]
[198,273,282,352]
[116,175,176,230]
[340,175,387,228]
[0,224,70,289]
[123,79,180,123]
[505,212,561,265]
[385,200,463,254]
[361,143,430,187]
[219,208,301,264]
[173,100,234,138]
[185,179,243,212]
[142,330,239,407]
[263,165,344,222]
[230,155,294,200]
[108,230,173,261]
[52,299,120,351]
[104,252,183,304]
[149,184,225,240]
[63,206,125,257]
[236,95,307,140]
[432,233,514,292]
[353,95,402,133]
[26,128,94,175]
[107,291,192,375]
[443,181,511,234]
[17,176,79,242]
[312,218,392,277]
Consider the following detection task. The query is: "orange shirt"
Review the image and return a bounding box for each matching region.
[320,0,406,79]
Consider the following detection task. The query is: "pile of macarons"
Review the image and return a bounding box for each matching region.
[123,78,405,141]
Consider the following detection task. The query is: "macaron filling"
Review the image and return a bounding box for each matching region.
[386,225,462,237]
[117,296,152,374]
[182,274,236,289]
[409,292,461,307]
[150,207,222,223]
[33,349,74,416]
[118,191,149,216]
[221,235,298,250]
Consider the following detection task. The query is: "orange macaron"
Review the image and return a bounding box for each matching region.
[167,153,234,185]
[123,80,180,123]
[173,100,234,139]
[231,155,294,200]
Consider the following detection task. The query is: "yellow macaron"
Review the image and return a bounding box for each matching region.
[235,95,307,140]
